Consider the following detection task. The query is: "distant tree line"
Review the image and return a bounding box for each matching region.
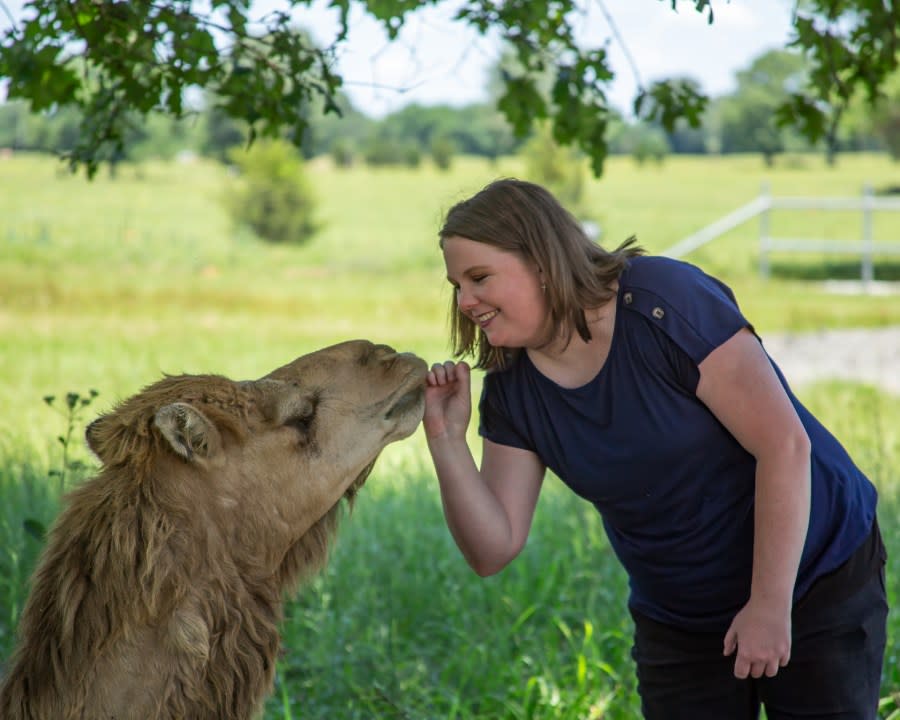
[1,48,897,171]
[2,0,896,178]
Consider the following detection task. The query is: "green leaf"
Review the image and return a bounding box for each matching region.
[497,74,546,137]
[635,79,708,131]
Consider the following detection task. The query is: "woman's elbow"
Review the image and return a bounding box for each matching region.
[470,557,510,578]
[761,424,811,472]
[472,561,502,578]
[467,542,523,578]
[788,425,812,461]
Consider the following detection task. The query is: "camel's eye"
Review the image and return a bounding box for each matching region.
[283,395,318,438]
[284,414,314,433]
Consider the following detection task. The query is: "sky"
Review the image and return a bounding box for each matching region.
[1,0,797,118]
[264,0,797,117]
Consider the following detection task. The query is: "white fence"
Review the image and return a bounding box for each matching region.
[663,184,900,284]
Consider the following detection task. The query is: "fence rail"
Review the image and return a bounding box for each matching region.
[663,184,900,285]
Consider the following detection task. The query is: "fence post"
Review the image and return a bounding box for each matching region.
[861,184,874,287]
[758,182,771,279]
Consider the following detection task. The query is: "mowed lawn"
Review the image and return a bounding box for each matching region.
[1,151,899,718]
[2,150,899,451]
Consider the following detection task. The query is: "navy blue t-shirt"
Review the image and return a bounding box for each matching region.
[479,255,878,631]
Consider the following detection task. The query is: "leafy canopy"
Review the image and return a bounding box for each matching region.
[1,0,896,177]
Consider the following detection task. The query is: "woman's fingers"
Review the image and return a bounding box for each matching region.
[427,360,469,386]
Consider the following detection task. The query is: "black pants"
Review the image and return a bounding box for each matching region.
[630,520,888,720]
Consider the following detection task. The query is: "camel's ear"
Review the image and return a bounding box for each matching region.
[85,415,110,461]
[154,403,221,462]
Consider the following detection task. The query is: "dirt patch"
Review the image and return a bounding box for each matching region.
[761,326,900,396]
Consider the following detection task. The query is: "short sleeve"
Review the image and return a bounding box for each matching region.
[621,257,753,366]
[478,371,532,451]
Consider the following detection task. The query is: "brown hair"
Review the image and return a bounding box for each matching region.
[439,178,644,369]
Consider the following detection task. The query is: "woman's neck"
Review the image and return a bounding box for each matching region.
[527,296,617,389]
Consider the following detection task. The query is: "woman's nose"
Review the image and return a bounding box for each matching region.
[456,285,477,310]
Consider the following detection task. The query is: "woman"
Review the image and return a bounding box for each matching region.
[424,178,886,719]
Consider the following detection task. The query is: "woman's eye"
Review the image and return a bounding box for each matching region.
[472,275,487,283]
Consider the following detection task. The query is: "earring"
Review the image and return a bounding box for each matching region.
[541,283,547,293]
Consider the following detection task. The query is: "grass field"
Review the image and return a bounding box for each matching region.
[1,151,899,717]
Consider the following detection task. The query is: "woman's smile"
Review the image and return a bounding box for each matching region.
[475,309,499,326]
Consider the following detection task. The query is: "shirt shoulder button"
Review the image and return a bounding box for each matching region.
[652,306,665,319]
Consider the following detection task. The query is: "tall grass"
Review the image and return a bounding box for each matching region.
[1,381,896,718]
[268,475,636,720]
[0,453,61,652]
[1,151,899,717]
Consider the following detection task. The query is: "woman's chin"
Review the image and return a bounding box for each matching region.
[482,325,516,348]
[483,331,501,347]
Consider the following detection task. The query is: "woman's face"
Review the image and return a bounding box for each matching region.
[442,235,549,349]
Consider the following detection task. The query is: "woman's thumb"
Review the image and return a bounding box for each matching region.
[456,361,471,384]
[723,627,737,657]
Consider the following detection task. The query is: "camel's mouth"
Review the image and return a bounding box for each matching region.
[383,358,427,423]
[343,375,423,503]
[385,384,425,421]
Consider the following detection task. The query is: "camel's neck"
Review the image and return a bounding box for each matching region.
[0,469,286,720]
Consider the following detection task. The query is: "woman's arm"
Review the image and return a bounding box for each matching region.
[425,361,545,576]
[696,327,812,680]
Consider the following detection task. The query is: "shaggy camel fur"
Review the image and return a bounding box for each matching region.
[0,340,426,720]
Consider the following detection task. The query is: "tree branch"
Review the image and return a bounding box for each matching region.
[593,0,643,93]
[0,1,16,30]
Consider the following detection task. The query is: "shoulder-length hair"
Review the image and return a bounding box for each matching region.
[439,178,644,370]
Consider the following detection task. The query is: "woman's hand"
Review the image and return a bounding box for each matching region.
[723,597,792,679]
[424,361,472,441]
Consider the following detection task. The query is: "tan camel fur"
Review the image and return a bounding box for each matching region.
[0,340,427,720]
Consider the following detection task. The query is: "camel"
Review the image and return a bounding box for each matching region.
[0,340,427,720]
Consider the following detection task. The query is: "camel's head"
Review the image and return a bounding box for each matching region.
[84,340,427,571]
